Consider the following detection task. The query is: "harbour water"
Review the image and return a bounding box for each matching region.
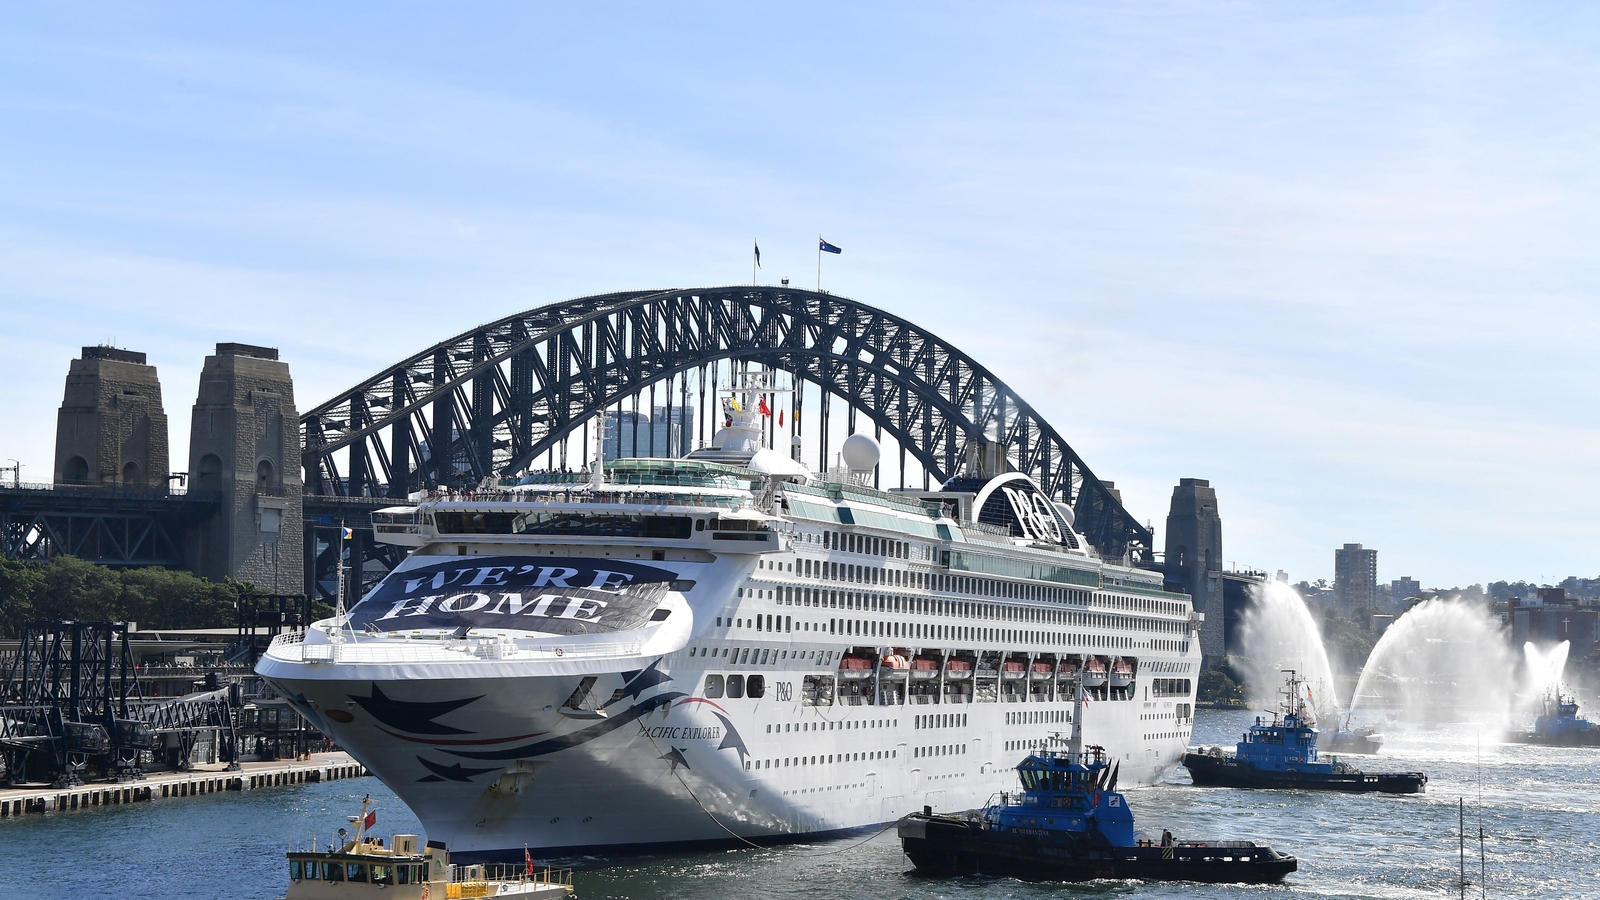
[3,708,1596,899]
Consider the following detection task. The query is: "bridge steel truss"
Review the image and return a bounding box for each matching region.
[0,486,220,568]
[300,287,1152,562]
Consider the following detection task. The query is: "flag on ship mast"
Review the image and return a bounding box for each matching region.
[819,237,842,254]
[759,395,771,417]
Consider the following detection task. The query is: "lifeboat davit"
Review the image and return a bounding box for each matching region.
[1082,658,1108,688]
[1110,658,1135,689]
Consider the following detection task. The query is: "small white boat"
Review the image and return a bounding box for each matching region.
[280,796,573,900]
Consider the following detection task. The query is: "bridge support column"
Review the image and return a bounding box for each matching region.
[188,344,304,593]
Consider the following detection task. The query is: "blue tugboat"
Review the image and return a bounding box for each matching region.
[899,681,1298,883]
[1322,712,1384,755]
[1183,671,1426,794]
[1508,688,1600,746]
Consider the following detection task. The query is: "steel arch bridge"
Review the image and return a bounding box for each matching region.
[300,286,1152,562]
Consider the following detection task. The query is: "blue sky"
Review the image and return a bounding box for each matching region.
[2,3,1597,587]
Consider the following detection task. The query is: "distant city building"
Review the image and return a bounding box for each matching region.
[1512,588,1599,661]
[1391,576,1422,603]
[602,405,694,460]
[1334,543,1379,622]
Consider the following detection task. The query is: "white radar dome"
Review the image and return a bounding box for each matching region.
[840,433,882,471]
[1053,501,1076,528]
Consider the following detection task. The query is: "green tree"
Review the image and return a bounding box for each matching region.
[1199,668,1245,704]
[0,558,43,635]
[34,555,122,622]
[0,556,266,635]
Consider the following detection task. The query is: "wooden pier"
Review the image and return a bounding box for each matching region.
[0,751,368,817]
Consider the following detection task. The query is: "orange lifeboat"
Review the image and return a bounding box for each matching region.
[944,658,974,681]
[838,655,875,681]
[910,656,941,680]
[1030,660,1054,681]
[1056,659,1080,682]
[1082,657,1108,687]
[1001,659,1027,681]
[1110,658,1135,689]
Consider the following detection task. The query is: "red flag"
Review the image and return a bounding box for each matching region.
[758,395,771,417]
[363,809,377,830]
[777,409,784,427]
[525,846,534,877]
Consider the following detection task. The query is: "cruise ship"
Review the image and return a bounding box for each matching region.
[256,377,1200,858]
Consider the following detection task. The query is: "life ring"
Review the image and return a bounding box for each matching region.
[555,648,564,657]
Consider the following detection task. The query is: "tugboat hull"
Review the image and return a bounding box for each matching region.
[899,813,1297,884]
[1505,731,1600,747]
[1322,732,1383,755]
[1183,752,1426,794]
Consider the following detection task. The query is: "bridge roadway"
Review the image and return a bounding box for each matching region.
[0,482,398,604]
[0,483,219,568]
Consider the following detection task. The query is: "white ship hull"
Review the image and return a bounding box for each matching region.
[260,557,1198,857]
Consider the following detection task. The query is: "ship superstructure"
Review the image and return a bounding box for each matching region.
[257,376,1201,858]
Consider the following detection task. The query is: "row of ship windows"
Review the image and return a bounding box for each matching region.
[1152,678,1193,697]
[916,713,966,729]
[798,530,918,560]
[766,718,895,734]
[739,587,1189,637]
[915,744,965,758]
[746,749,895,771]
[709,612,1188,652]
[694,672,1177,709]
[782,547,1187,619]
[288,861,420,885]
[824,617,1171,651]
[1007,710,1071,725]
[691,644,830,665]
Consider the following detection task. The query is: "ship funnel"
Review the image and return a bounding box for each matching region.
[964,440,1011,479]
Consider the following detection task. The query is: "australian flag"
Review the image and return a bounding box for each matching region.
[754,240,761,267]
[819,237,842,254]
